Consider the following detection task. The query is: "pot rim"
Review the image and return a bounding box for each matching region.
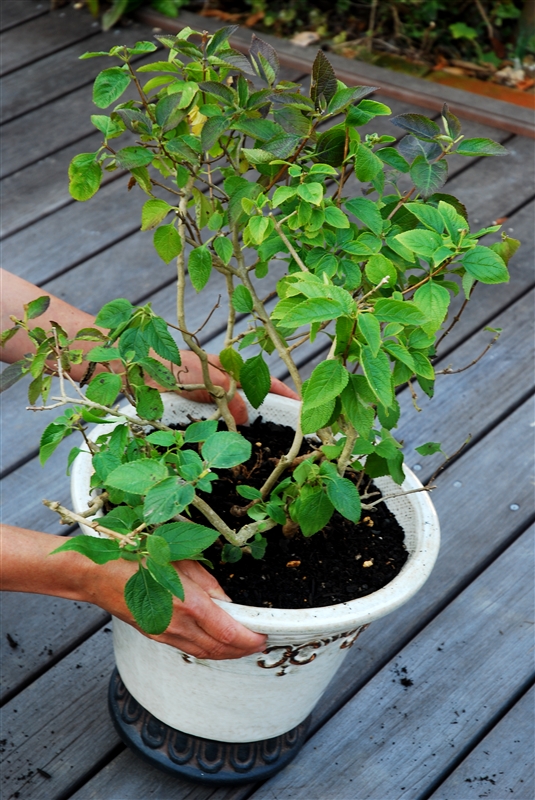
[71,392,440,636]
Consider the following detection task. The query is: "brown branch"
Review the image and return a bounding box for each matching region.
[435,333,500,375]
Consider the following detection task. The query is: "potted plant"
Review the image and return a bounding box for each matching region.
[2,25,516,785]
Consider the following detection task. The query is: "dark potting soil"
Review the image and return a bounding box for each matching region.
[184,417,408,610]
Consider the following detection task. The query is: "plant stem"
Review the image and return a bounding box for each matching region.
[176,174,237,432]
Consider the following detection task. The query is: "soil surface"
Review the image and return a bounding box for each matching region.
[186,418,408,609]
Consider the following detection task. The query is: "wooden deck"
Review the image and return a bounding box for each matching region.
[1,3,534,798]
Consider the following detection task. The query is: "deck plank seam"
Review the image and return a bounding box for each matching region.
[0,27,103,79]
[1,129,99,182]
[0,6,50,35]
[55,742,127,800]
[418,671,535,800]
[0,613,111,709]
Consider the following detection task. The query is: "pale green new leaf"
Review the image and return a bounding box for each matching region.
[154,224,182,263]
[144,478,195,525]
[51,535,120,564]
[303,360,349,410]
[105,459,168,495]
[202,431,252,468]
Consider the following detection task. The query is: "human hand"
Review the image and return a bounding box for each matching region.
[177,350,299,425]
[85,555,266,660]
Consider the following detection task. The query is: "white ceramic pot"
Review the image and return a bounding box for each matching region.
[71,393,440,743]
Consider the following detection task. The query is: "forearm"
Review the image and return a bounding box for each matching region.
[0,269,100,382]
[0,525,98,601]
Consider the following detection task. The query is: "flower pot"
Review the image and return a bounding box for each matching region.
[71,392,440,784]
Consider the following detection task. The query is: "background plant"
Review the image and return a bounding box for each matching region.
[1,27,517,635]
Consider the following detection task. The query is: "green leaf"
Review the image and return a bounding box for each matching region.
[158,521,220,560]
[462,247,509,284]
[116,147,154,170]
[198,80,235,105]
[279,297,351,328]
[377,147,410,173]
[201,115,228,151]
[141,199,173,231]
[232,285,254,313]
[346,99,391,126]
[405,202,444,233]
[145,317,181,366]
[358,313,381,356]
[490,235,520,266]
[240,354,271,409]
[222,544,243,563]
[410,156,448,198]
[327,85,376,114]
[412,351,434,379]
[310,49,337,106]
[272,185,298,206]
[361,346,393,408]
[383,341,415,372]
[303,360,349,410]
[314,125,346,167]
[297,183,323,206]
[374,299,427,326]
[39,422,69,465]
[390,113,441,141]
[395,228,443,261]
[146,430,176,447]
[0,361,26,393]
[51,535,120,564]
[139,357,177,389]
[25,296,50,320]
[415,441,442,456]
[188,245,212,291]
[144,478,195,524]
[85,373,122,406]
[345,197,383,235]
[455,138,508,157]
[237,485,263,500]
[324,206,349,228]
[355,145,383,182]
[146,558,184,600]
[413,282,450,327]
[441,103,461,139]
[146,534,171,565]
[323,470,361,522]
[153,224,182,263]
[68,153,102,201]
[365,254,396,288]
[214,237,233,265]
[250,34,280,85]
[184,420,218,443]
[219,347,244,381]
[106,459,168,495]
[301,398,336,435]
[95,298,133,329]
[202,431,252,468]
[93,67,130,108]
[125,567,173,635]
[135,385,164,420]
[293,486,334,536]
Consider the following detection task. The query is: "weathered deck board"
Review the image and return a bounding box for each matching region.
[0,0,48,33]
[0,22,152,123]
[0,592,108,703]
[429,684,535,800]
[238,526,534,800]
[0,626,118,800]
[0,4,99,77]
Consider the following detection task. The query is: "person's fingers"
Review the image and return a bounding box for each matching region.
[178,559,232,601]
[155,565,266,659]
[269,376,299,399]
[227,391,248,425]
